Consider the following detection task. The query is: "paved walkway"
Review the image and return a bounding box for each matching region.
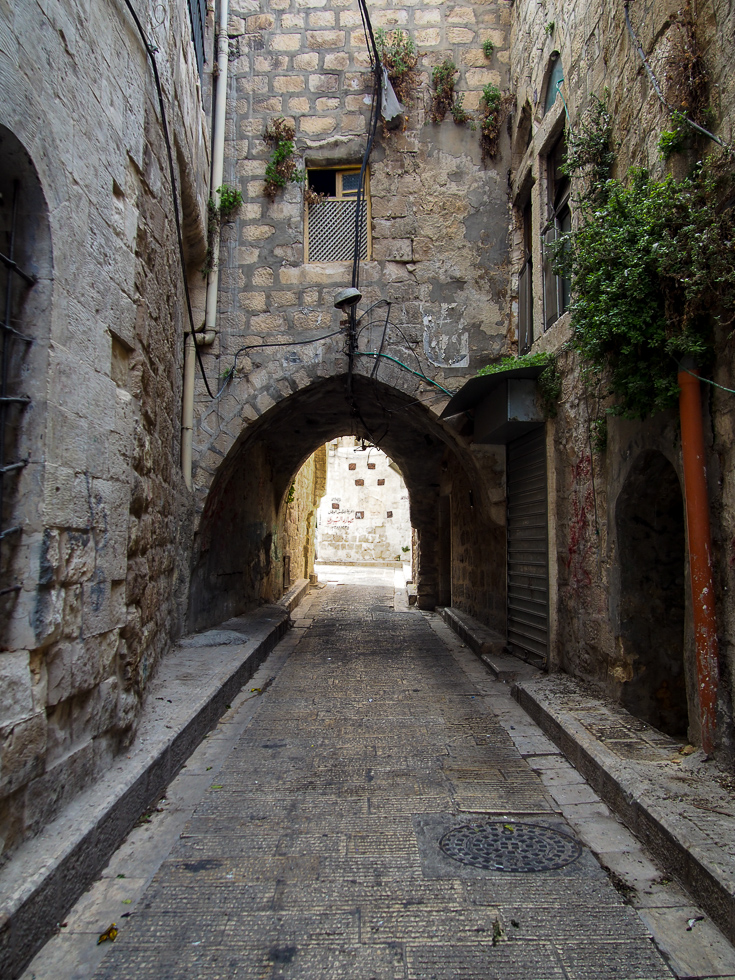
[60,584,674,979]
[24,581,735,979]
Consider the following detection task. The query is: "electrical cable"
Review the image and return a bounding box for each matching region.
[120,0,215,398]
[355,351,455,396]
[623,3,733,156]
[673,358,735,395]
[216,330,345,397]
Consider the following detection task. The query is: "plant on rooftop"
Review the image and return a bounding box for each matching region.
[477,351,562,418]
[264,118,305,201]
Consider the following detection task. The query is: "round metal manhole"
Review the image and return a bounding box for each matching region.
[439,821,582,873]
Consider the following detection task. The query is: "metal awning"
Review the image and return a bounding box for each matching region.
[440,365,546,445]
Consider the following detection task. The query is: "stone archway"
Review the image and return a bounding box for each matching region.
[616,451,688,737]
[187,374,505,633]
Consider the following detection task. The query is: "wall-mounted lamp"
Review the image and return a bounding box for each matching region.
[333,287,362,312]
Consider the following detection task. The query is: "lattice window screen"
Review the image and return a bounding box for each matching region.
[307,200,368,262]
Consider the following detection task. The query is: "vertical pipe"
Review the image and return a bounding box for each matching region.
[182,0,229,490]
[678,360,719,754]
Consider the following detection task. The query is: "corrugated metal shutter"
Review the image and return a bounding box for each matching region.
[188,0,206,75]
[507,427,548,660]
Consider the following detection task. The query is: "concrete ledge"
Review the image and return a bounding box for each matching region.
[440,606,541,682]
[0,583,310,979]
[513,675,735,945]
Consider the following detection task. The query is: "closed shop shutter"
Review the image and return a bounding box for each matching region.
[506,427,548,661]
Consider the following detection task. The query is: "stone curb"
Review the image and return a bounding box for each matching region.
[440,606,541,682]
[0,579,311,980]
[513,677,735,946]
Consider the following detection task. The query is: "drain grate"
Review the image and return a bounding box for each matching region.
[439,821,582,872]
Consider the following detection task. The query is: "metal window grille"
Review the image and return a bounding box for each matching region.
[0,180,34,597]
[187,0,207,75]
[307,199,368,262]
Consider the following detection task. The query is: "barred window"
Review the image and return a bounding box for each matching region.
[542,132,571,330]
[187,0,207,75]
[305,167,371,263]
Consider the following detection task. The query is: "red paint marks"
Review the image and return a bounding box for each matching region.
[564,453,595,591]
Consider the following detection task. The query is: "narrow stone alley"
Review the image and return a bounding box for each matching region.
[22,583,735,980]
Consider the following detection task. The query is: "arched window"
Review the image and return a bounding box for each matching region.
[543,54,564,115]
[0,127,52,609]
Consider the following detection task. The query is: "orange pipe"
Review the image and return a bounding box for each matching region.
[678,363,719,754]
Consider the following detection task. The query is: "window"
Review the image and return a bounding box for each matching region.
[542,132,571,330]
[187,0,207,75]
[305,167,371,262]
[518,198,533,353]
[544,54,564,115]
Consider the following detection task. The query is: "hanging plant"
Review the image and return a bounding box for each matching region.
[264,118,305,200]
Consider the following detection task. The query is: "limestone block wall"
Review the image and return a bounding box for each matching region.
[282,444,327,583]
[0,0,209,855]
[191,0,515,507]
[508,0,735,752]
[315,438,411,563]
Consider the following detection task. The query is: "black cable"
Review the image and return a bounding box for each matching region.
[217,330,345,397]
[120,0,215,398]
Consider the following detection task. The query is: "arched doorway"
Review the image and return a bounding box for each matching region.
[616,451,688,737]
[188,374,506,634]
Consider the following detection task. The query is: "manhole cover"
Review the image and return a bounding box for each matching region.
[439,821,582,872]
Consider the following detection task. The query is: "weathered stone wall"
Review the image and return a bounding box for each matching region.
[187,0,517,631]
[283,444,327,584]
[509,0,735,753]
[316,438,411,563]
[0,0,209,855]
[192,0,514,501]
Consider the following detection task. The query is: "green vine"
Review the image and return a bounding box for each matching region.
[476,351,561,418]
[264,118,305,200]
[553,144,735,417]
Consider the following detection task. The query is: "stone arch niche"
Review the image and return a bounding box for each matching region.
[0,126,54,640]
[616,451,688,737]
[188,374,504,633]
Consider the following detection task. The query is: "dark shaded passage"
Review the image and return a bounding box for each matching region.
[93,587,672,979]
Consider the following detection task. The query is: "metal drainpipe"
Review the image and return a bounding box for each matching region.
[182,0,229,490]
[678,359,719,754]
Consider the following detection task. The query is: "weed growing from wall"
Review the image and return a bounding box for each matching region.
[202,184,243,277]
[482,39,494,59]
[375,28,418,112]
[264,118,305,200]
[478,83,510,162]
[430,60,471,126]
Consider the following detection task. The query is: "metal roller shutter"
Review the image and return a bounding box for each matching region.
[506,427,548,661]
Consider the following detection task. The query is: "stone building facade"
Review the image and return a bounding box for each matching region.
[1,0,734,862]
[315,437,411,563]
[0,0,210,858]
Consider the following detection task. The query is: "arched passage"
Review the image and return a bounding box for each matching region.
[188,374,506,633]
[616,451,688,737]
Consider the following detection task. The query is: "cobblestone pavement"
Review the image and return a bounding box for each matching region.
[67,584,676,980]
